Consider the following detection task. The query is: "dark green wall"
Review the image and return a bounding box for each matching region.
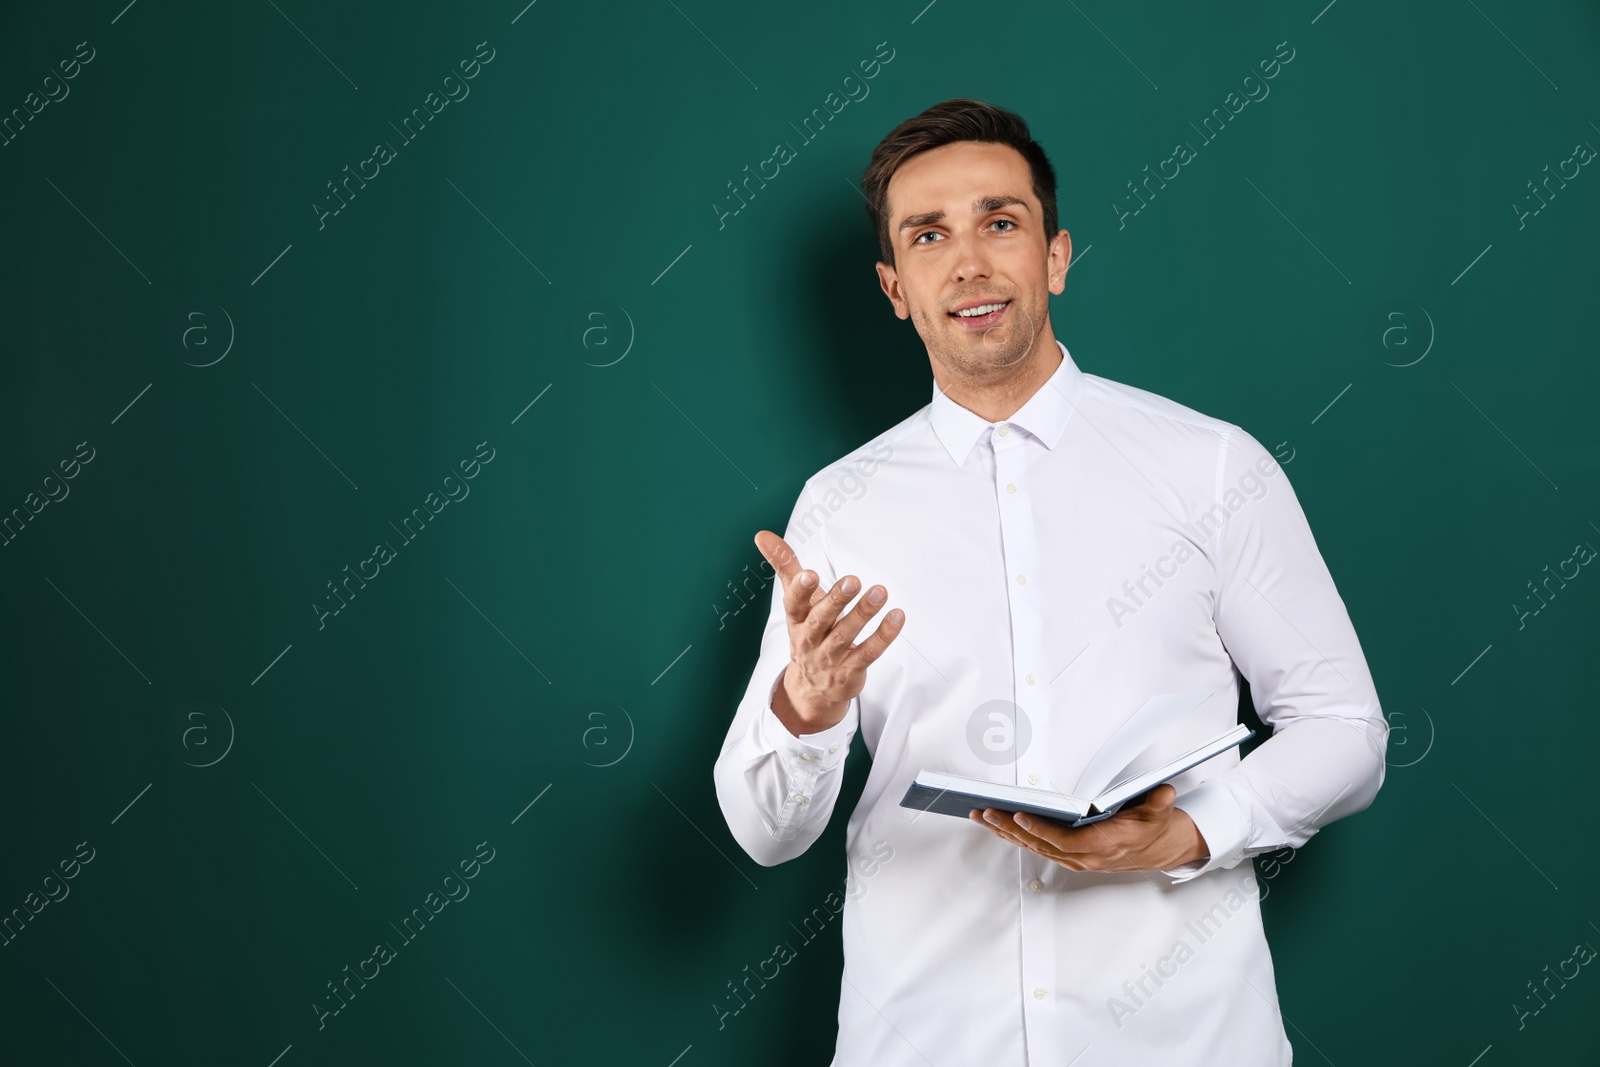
[2,1,1597,1063]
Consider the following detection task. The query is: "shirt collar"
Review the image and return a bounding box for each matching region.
[929,339,1086,466]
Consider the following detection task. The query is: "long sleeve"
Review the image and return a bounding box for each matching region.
[1165,425,1388,882]
[713,479,860,867]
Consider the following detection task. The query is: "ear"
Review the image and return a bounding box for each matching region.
[1047,229,1072,294]
[875,260,910,320]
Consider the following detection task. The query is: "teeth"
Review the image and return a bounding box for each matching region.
[954,302,1007,317]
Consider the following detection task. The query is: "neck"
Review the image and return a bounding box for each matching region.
[932,328,1062,423]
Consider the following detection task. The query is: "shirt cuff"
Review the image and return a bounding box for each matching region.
[758,668,856,774]
[1163,779,1253,883]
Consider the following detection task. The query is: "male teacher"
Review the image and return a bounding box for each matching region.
[713,98,1387,1066]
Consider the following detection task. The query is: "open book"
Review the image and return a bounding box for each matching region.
[899,691,1252,827]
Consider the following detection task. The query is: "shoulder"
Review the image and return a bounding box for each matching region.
[1081,372,1237,442]
[800,403,931,491]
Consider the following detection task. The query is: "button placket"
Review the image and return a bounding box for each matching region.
[993,427,1059,1039]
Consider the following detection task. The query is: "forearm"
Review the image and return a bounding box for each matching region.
[713,665,858,866]
[1169,709,1386,881]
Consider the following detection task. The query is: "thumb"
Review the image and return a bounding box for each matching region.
[1137,783,1178,816]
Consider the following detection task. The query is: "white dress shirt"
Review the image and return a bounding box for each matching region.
[713,340,1386,1066]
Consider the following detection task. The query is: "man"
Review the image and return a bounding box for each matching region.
[712,98,1386,1066]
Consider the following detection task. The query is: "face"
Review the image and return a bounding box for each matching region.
[875,141,1071,386]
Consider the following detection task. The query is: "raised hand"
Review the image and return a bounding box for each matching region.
[753,530,904,736]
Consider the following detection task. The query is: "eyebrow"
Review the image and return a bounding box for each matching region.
[897,195,1030,235]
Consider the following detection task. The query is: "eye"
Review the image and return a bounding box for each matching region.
[991,219,1016,232]
[912,230,943,245]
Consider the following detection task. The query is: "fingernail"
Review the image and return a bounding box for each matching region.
[841,577,860,595]
[983,812,1000,826]
[867,587,885,605]
[799,572,816,587]
[1014,815,1032,830]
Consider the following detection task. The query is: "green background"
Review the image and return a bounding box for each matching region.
[2,0,1597,1063]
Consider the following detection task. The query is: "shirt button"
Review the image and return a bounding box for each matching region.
[1025,673,1037,685]
[828,742,840,752]
[1006,482,1018,494]
[800,752,817,760]
[1033,987,1046,1000]
[794,794,809,803]
[997,424,1011,437]
[1030,880,1043,892]
[1016,573,1027,585]
[1027,772,1040,785]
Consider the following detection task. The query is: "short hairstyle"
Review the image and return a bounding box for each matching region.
[861,98,1059,267]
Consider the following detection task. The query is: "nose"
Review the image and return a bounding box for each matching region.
[946,230,992,285]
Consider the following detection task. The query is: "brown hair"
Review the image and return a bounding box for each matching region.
[861,98,1059,267]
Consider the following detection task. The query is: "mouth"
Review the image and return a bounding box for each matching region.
[948,300,1010,329]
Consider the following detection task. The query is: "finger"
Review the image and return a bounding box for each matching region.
[1122,784,1177,819]
[1005,812,1084,856]
[973,809,1054,852]
[825,583,890,651]
[753,530,799,586]
[799,574,864,642]
[845,606,905,668]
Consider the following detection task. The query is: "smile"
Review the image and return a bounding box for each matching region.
[949,301,1010,328]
